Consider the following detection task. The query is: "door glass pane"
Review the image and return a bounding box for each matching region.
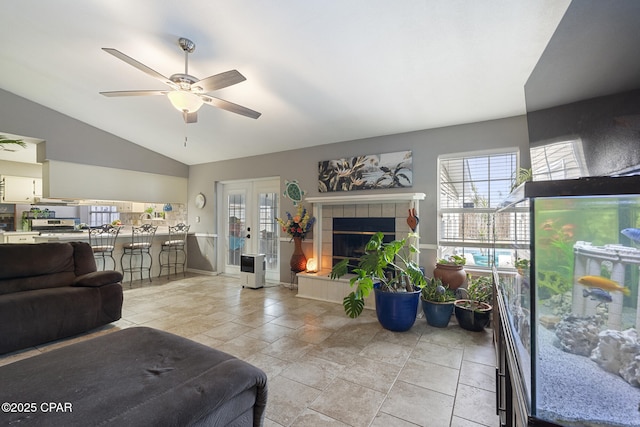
[227,193,245,267]
[258,192,278,271]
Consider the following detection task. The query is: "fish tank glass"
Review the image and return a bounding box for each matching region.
[494,175,640,427]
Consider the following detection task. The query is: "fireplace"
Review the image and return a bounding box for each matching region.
[332,217,395,269]
[304,193,425,272]
[297,193,426,304]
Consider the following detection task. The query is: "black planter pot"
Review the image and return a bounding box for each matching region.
[421,299,454,328]
[454,299,492,332]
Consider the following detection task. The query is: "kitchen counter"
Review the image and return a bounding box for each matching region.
[1,231,40,235]
[1,231,40,244]
[33,226,175,242]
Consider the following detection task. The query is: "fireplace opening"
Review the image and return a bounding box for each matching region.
[333,217,395,271]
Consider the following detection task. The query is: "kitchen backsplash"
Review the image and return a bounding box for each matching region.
[118,203,187,226]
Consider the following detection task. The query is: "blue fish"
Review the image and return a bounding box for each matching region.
[621,228,640,244]
[582,288,612,304]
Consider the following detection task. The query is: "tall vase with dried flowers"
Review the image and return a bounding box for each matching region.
[276,203,316,272]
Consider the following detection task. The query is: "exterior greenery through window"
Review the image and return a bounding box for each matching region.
[438,151,518,268]
[89,205,119,227]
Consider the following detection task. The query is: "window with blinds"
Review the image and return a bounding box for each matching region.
[438,150,518,268]
[89,205,119,227]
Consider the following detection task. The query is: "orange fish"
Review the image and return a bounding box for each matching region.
[541,220,554,231]
[577,276,630,297]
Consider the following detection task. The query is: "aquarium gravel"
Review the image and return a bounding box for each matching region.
[537,326,640,426]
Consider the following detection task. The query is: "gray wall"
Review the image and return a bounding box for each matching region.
[0,89,188,178]
[189,115,530,280]
[1,87,530,280]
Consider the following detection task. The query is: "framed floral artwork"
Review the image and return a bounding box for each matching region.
[318,150,413,192]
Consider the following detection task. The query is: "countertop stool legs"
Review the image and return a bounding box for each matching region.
[120,224,158,286]
[88,224,120,271]
[159,223,190,278]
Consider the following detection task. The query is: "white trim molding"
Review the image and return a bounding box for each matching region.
[306,192,425,205]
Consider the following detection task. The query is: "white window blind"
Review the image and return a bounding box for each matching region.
[438,151,518,268]
[89,205,119,227]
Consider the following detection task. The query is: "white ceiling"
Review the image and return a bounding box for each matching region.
[0,1,570,166]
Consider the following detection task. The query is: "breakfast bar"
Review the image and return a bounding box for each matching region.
[33,226,180,281]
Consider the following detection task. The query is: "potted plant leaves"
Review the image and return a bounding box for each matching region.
[454,275,493,331]
[420,277,456,328]
[330,232,426,332]
[515,257,530,276]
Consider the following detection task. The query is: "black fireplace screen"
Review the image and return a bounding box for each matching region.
[332,217,395,270]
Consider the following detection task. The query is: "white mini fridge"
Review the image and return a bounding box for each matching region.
[240,254,265,289]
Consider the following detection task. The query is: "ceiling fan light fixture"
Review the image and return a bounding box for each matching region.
[167,91,203,113]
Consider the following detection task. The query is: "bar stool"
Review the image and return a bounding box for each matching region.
[88,224,120,271]
[159,223,190,277]
[120,224,157,285]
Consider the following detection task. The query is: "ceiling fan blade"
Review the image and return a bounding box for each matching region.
[183,111,198,124]
[100,90,168,97]
[102,48,175,88]
[195,70,246,93]
[201,95,261,119]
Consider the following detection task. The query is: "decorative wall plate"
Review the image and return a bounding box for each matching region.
[195,193,206,209]
[283,180,305,205]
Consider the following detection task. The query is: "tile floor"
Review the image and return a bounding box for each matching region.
[1,274,499,427]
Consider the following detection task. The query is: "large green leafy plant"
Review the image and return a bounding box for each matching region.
[330,232,426,318]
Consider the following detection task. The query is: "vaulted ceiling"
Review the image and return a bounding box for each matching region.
[0,1,570,165]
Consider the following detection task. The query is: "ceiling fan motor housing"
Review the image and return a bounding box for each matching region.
[170,73,202,92]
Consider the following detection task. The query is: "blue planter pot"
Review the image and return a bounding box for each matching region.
[374,288,420,332]
[421,299,454,328]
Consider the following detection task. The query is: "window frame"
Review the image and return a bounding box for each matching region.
[89,205,120,227]
[437,148,520,269]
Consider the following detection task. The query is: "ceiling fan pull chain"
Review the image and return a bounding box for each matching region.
[184,121,188,147]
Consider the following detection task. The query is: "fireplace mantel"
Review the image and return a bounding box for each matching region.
[306,192,425,206]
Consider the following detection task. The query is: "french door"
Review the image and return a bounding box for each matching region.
[219,178,280,282]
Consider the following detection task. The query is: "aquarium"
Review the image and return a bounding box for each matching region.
[494,175,640,427]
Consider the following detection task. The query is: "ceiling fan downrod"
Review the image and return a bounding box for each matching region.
[178,37,195,76]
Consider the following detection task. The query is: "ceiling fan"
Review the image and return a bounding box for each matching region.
[100,37,261,123]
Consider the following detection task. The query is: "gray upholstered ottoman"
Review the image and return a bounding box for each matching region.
[0,327,267,426]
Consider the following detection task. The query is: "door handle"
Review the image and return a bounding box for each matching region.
[246,234,251,239]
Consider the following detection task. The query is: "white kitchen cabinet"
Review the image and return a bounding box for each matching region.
[1,175,41,203]
[116,202,145,212]
[34,178,42,198]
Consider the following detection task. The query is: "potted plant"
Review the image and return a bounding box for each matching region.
[454,275,493,331]
[330,232,426,332]
[514,257,530,276]
[420,277,456,328]
[433,254,467,290]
